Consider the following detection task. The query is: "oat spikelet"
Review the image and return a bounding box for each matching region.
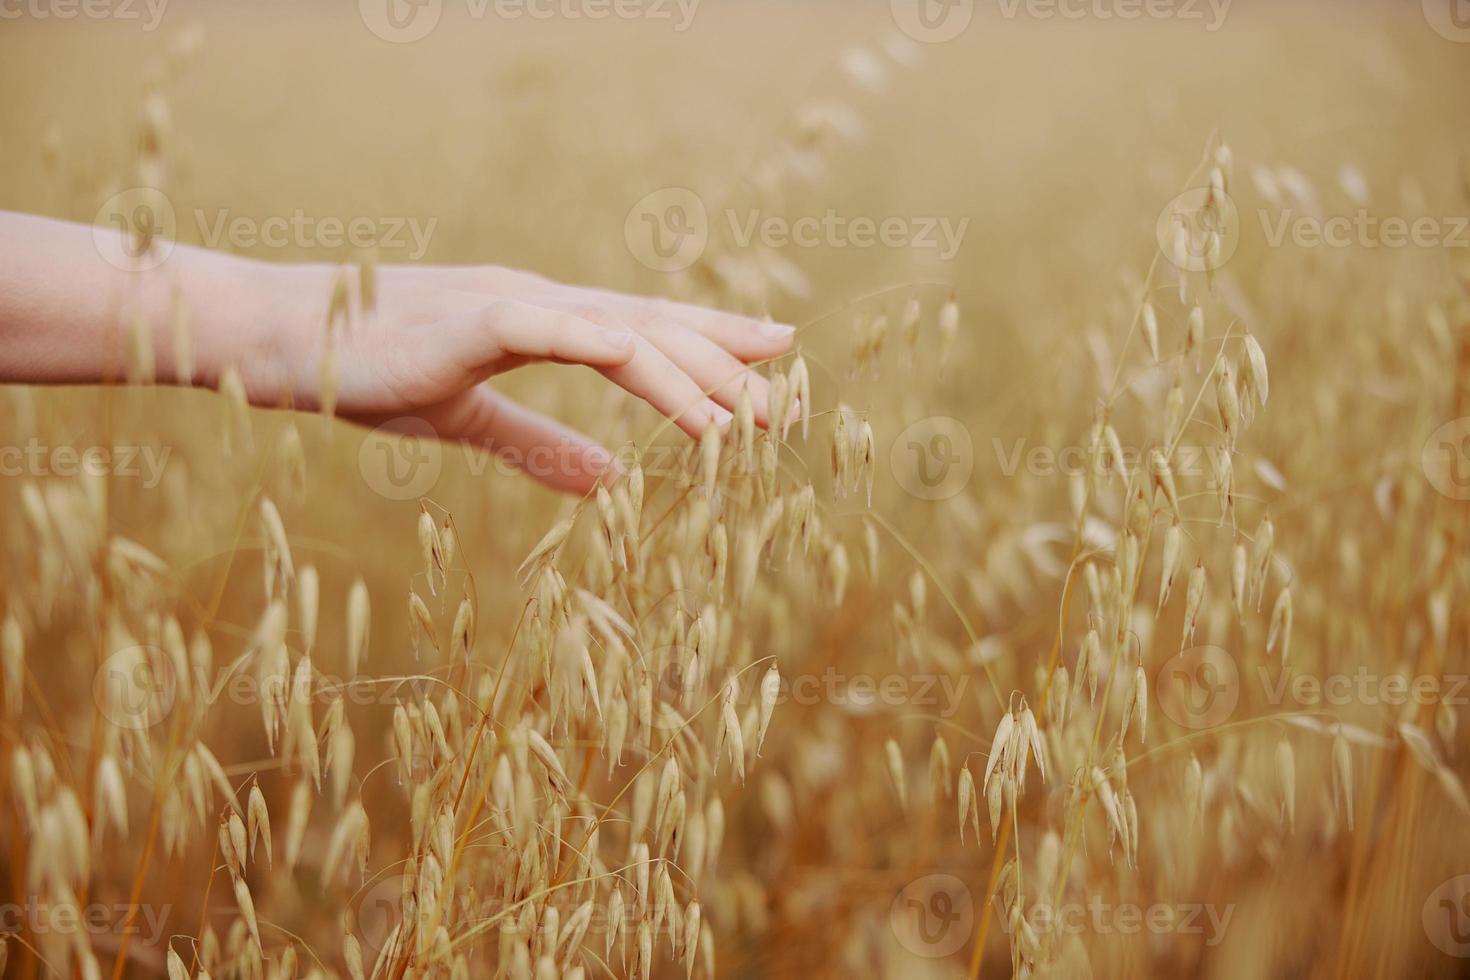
[1332,728,1354,831]
[1242,332,1269,407]
[928,735,951,803]
[958,765,981,844]
[347,578,370,676]
[247,784,271,867]
[756,664,779,755]
[1,615,22,722]
[234,877,261,950]
[1182,563,1205,648]
[1276,739,1296,833]
[297,564,319,654]
[884,738,907,810]
[1158,521,1182,611]
[938,295,959,366]
[284,780,312,870]
[718,698,745,783]
[790,354,811,439]
[1268,587,1294,664]
[1142,302,1160,362]
[1185,306,1204,369]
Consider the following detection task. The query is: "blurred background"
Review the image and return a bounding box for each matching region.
[2,1,1470,978]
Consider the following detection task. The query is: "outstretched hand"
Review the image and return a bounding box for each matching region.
[0,212,796,495]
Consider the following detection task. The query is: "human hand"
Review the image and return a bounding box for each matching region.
[276,263,796,494]
[0,212,797,495]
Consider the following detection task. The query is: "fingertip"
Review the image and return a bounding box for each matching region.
[759,320,797,343]
[599,328,638,364]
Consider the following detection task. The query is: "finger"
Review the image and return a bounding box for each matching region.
[403,388,621,496]
[535,297,775,426]
[556,286,797,362]
[444,300,637,373]
[600,334,732,439]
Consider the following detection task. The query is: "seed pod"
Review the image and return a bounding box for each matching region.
[1231,542,1247,618]
[1080,629,1101,702]
[2,616,22,722]
[831,409,850,497]
[1214,356,1239,447]
[983,712,1015,791]
[939,296,959,366]
[418,511,443,594]
[1158,521,1182,611]
[756,664,779,754]
[297,565,319,654]
[958,765,980,844]
[1276,739,1296,833]
[1242,333,1269,407]
[928,735,951,802]
[885,739,907,810]
[986,765,1004,841]
[1186,306,1204,369]
[1151,449,1180,519]
[1182,563,1206,647]
[1142,302,1160,362]
[719,700,745,782]
[735,387,755,472]
[234,877,261,949]
[346,578,370,676]
[769,373,792,442]
[1332,729,1354,831]
[789,354,811,440]
[1250,515,1275,608]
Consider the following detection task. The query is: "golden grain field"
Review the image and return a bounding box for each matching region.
[2,1,1470,977]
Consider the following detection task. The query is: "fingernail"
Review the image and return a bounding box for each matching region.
[708,402,734,430]
[602,329,635,350]
[759,321,796,340]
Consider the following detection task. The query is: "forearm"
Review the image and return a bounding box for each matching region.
[0,211,303,392]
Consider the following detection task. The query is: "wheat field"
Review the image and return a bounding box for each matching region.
[1,1,1469,977]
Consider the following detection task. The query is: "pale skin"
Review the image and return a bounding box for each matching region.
[0,211,795,494]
